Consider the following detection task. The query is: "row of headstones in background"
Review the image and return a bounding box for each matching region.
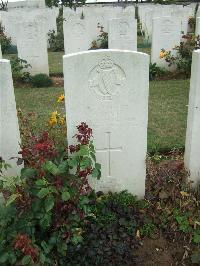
[151,16,182,69]
[139,4,195,43]
[63,5,136,54]
[7,0,45,9]
[0,59,22,176]
[1,49,200,196]
[0,8,59,76]
[0,7,59,46]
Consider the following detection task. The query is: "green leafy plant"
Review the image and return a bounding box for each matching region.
[48,8,64,52]
[0,22,11,53]
[160,34,200,77]
[31,74,53,88]
[64,191,142,265]
[0,122,101,265]
[149,62,165,81]
[10,57,31,82]
[90,24,108,50]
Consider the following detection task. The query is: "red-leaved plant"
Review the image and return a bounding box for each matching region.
[0,123,101,265]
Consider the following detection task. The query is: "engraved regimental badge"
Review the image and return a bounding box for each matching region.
[89,56,126,100]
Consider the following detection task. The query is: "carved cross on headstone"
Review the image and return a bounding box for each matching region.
[96,132,122,177]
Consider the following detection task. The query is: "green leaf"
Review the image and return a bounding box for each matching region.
[80,157,92,169]
[71,235,83,245]
[58,161,68,174]
[68,158,78,168]
[90,152,96,162]
[61,189,70,201]
[193,233,200,244]
[22,255,32,265]
[37,188,49,198]
[0,252,9,263]
[35,178,47,187]
[21,168,37,179]
[41,240,51,254]
[95,163,101,170]
[6,193,20,206]
[78,145,89,156]
[45,196,55,212]
[92,168,101,179]
[42,161,59,176]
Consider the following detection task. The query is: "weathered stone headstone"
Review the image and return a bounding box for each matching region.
[151,16,181,69]
[184,50,200,187]
[0,59,22,176]
[63,50,149,197]
[63,5,135,53]
[0,8,58,46]
[196,17,200,36]
[108,18,137,51]
[63,15,90,54]
[17,19,49,75]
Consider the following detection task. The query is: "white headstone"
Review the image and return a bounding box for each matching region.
[196,17,200,36]
[0,45,2,59]
[184,50,200,187]
[63,5,135,53]
[0,8,58,46]
[63,50,149,197]
[0,59,22,176]
[64,15,90,54]
[108,18,137,51]
[151,16,181,69]
[17,19,49,75]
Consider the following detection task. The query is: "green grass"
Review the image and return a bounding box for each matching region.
[148,79,189,152]
[4,35,149,76]
[4,51,64,76]
[14,79,190,152]
[48,51,64,75]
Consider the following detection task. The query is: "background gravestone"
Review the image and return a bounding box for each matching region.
[184,50,200,187]
[196,17,200,36]
[63,50,149,197]
[0,59,22,176]
[151,16,181,69]
[63,5,135,53]
[108,18,137,51]
[63,15,90,54]
[0,8,58,46]
[0,45,2,59]
[17,19,49,75]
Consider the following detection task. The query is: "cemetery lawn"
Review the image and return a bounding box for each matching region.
[14,79,189,152]
[48,51,64,75]
[4,51,64,76]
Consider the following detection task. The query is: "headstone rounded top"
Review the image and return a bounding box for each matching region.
[0,59,10,63]
[63,49,149,59]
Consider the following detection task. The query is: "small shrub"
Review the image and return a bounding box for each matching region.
[31,74,53,88]
[10,57,31,82]
[0,123,101,265]
[160,34,200,77]
[64,191,142,265]
[90,24,108,50]
[0,22,11,53]
[48,8,64,52]
[149,62,165,81]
